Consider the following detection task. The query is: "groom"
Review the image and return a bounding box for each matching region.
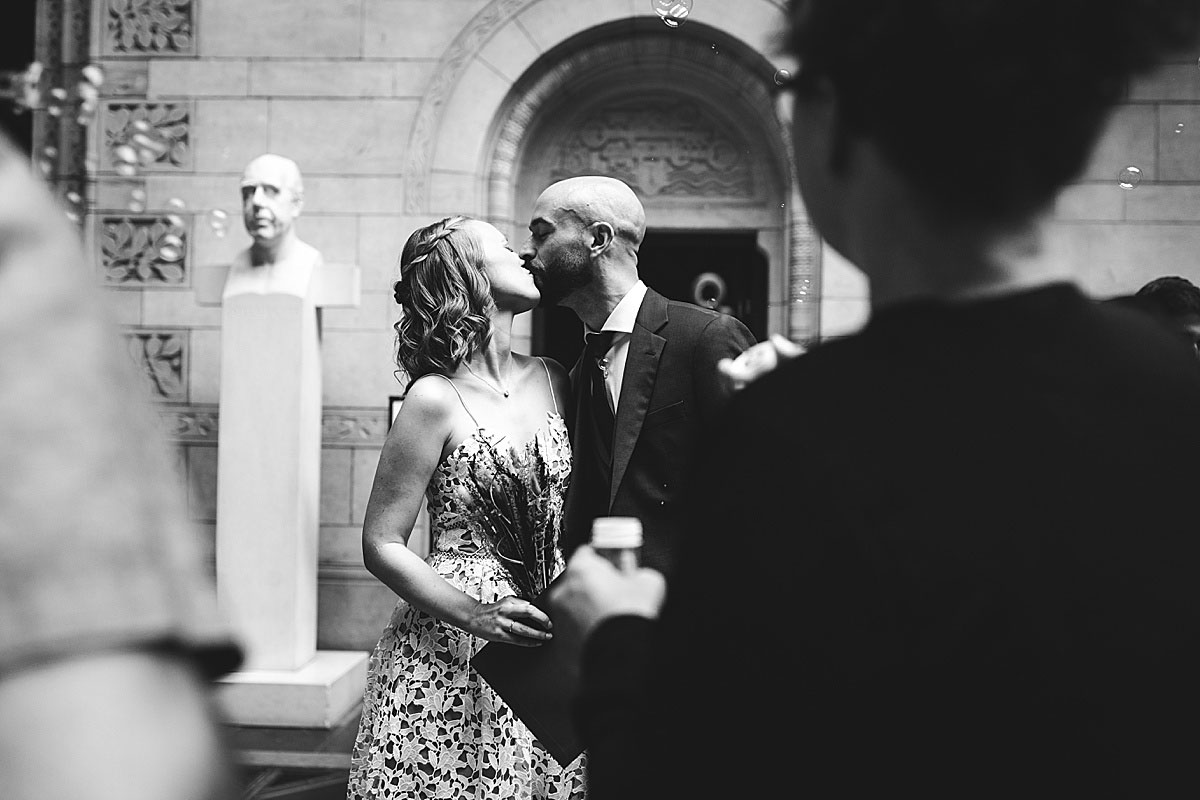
[520,176,755,575]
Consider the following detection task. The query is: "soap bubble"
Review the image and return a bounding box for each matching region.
[38,145,57,177]
[128,187,147,213]
[774,68,792,86]
[4,61,43,113]
[63,190,84,223]
[81,64,104,87]
[652,0,691,28]
[1117,165,1142,190]
[76,81,100,126]
[158,233,185,262]
[130,131,169,165]
[45,87,68,117]
[208,208,230,237]
[113,144,138,165]
[167,197,187,211]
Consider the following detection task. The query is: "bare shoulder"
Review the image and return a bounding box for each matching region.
[392,374,460,430]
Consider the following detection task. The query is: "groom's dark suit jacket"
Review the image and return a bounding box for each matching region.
[562,287,755,575]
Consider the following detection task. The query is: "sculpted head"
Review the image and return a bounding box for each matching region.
[240,154,304,250]
[521,176,646,307]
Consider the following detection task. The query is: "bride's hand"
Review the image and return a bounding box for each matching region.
[471,595,553,646]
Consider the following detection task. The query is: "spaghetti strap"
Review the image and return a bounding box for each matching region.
[537,357,559,416]
[424,373,481,428]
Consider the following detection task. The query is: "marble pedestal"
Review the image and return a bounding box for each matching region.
[197,257,366,728]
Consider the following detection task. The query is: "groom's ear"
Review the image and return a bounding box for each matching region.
[588,221,615,255]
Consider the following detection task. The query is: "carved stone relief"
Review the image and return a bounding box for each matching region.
[102,101,191,170]
[126,328,187,401]
[102,0,195,56]
[404,0,534,213]
[99,214,188,284]
[161,406,218,441]
[550,100,754,199]
[322,410,392,445]
[157,406,391,446]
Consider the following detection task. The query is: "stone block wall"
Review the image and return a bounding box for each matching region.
[75,0,1200,651]
[1049,59,1200,296]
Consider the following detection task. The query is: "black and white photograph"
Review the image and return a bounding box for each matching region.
[2,1,1200,798]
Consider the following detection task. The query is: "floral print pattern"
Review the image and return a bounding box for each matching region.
[347,412,586,799]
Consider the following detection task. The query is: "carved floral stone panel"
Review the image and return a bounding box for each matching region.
[103,0,195,56]
[103,102,192,171]
[100,214,188,284]
[550,100,755,199]
[126,328,187,401]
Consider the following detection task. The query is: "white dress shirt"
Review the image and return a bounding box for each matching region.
[585,280,647,416]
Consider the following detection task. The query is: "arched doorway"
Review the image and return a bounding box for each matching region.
[484,19,820,355]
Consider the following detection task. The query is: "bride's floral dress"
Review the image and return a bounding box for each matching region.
[346,409,587,800]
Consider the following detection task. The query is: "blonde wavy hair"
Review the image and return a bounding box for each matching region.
[392,216,493,395]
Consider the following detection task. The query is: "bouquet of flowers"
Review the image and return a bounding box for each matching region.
[468,435,566,600]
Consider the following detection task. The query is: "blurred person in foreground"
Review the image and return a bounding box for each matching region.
[0,133,242,798]
[548,1,1200,798]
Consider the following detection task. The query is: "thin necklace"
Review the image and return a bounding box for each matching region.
[464,361,511,398]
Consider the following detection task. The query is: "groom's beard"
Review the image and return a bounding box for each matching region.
[530,249,591,307]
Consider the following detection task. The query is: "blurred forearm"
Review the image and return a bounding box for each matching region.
[0,650,241,800]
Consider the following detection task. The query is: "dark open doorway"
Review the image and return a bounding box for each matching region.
[532,230,768,369]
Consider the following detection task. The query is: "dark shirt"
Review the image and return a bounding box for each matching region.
[579,284,1200,799]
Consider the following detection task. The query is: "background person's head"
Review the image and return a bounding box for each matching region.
[521,176,647,310]
[240,153,304,251]
[781,0,1200,229]
[393,216,504,390]
[1136,275,1200,356]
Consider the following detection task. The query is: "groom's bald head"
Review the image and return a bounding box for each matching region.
[538,176,646,251]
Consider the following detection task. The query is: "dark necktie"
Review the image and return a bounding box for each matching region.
[584,330,616,452]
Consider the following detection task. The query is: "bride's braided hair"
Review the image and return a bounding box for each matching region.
[392,216,493,394]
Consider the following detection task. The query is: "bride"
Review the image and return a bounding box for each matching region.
[346,215,586,799]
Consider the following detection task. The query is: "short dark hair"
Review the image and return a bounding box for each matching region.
[1135,276,1200,318]
[784,0,1200,223]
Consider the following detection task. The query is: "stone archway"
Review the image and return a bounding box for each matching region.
[483,21,821,344]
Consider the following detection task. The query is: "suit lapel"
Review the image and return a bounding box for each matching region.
[610,289,668,506]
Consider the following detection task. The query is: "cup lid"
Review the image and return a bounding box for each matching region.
[591,516,643,548]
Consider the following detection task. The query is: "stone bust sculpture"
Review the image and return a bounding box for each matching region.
[224,153,323,299]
